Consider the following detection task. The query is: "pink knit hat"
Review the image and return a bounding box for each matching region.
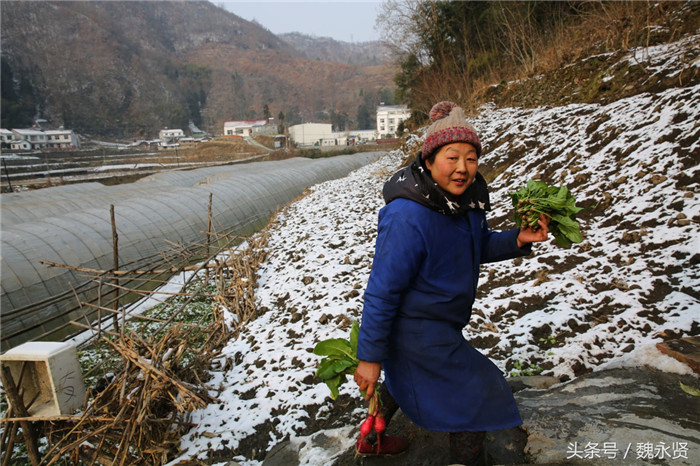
[421,101,482,160]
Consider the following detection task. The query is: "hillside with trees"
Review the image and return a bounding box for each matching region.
[278,33,391,66]
[378,0,699,125]
[0,1,396,138]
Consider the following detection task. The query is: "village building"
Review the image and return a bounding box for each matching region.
[319,136,343,147]
[9,129,48,150]
[223,119,276,138]
[285,105,411,148]
[346,129,378,145]
[158,128,185,142]
[289,123,333,147]
[376,104,410,138]
[189,121,206,139]
[44,129,80,149]
[157,128,186,149]
[290,123,392,148]
[0,129,16,146]
[3,127,80,151]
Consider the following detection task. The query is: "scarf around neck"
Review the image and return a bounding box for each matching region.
[382,152,491,216]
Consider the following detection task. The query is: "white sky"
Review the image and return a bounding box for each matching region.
[218,0,384,43]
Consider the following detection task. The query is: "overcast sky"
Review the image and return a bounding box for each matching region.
[219,0,384,43]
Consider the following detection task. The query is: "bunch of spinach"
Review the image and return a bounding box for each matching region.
[313,320,360,399]
[510,180,583,247]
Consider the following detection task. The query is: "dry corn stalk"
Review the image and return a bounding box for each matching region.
[213,231,269,335]
[41,320,223,465]
[11,223,272,465]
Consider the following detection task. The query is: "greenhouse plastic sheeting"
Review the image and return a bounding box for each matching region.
[1,153,382,349]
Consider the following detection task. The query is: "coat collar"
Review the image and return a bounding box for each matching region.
[382,151,491,215]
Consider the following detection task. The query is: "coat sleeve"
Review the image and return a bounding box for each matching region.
[475,211,532,264]
[357,203,426,363]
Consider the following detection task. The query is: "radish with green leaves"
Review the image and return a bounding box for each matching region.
[314,322,388,446]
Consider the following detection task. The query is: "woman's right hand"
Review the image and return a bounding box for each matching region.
[354,360,381,400]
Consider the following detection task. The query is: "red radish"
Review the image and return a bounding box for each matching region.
[373,413,386,435]
[374,412,386,452]
[359,415,374,442]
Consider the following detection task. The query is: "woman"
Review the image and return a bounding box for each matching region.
[353,101,550,464]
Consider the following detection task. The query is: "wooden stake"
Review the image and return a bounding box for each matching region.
[110,205,120,333]
[1,158,13,192]
[0,420,19,466]
[206,193,213,282]
[0,366,41,465]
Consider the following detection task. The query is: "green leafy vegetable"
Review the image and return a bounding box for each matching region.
[313,321,360,399]
[510,180,584,247]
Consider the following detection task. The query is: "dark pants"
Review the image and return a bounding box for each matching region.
[377,383,487,465]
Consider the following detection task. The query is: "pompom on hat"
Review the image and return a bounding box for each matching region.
[421,101,482,160]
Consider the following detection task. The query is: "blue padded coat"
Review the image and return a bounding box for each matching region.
[357,196,529,432]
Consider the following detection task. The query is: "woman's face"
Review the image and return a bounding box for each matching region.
[425,142,479,197]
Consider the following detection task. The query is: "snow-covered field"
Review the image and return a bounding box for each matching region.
[57,35,688,465]
[167,77,699,465]
[170,152,402,465]
[468,83,699,380]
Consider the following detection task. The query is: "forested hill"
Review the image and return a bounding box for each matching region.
[278,33,391,66]
[385,1,699,124]
[0,1,394,138]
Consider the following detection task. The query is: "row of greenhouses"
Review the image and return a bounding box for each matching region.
[1,153,381,350]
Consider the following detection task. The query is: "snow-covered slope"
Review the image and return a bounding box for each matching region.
[470,82,699,381]
[170,38,699,466]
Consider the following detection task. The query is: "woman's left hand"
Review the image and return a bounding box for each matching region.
[517,214,550,247]
[354,360,381,400]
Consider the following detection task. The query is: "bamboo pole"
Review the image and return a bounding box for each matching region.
[40,259,233,275]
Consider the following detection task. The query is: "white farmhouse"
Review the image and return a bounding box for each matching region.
[223,119,270,137]
[376,104,410,138]
[289,123,333,147]
[5,128,79,150]
[44,129,80,149]
[159,128,185,141]
[0,128,16,146]
[158,128,185,149]
[10,129,48,150]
